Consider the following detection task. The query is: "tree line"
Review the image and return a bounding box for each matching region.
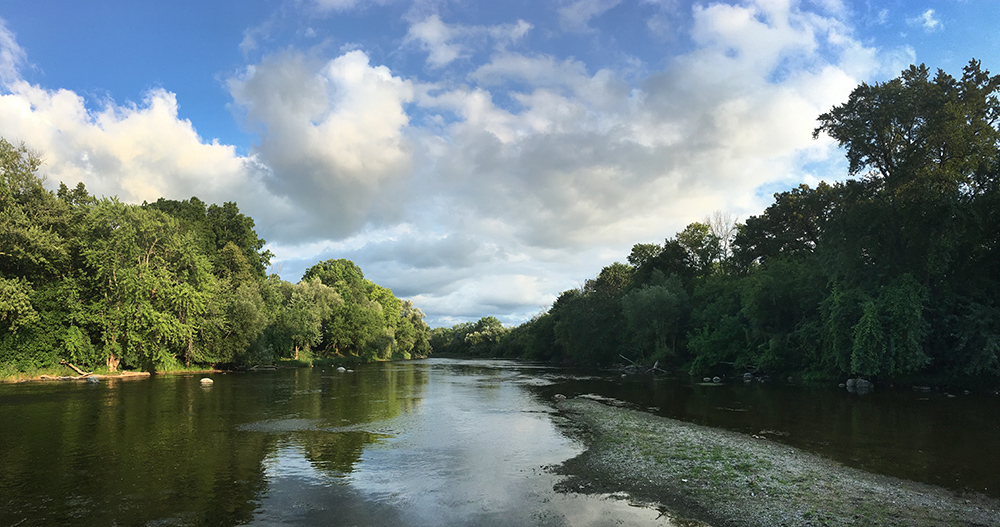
[0,142,431,375]
[435,60,1000,385]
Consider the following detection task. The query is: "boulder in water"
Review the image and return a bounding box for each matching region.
[200,378,214,385]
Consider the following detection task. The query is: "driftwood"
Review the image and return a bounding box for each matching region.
[60,360,92,376]
[646,360,668,375]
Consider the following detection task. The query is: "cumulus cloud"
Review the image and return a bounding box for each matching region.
[227,49,415,242]
[0,25,265,212]
[350,0,876,323]
[410,0,865,253]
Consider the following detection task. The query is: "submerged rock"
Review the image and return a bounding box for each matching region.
[86,376,99,384]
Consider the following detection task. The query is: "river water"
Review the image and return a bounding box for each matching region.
[0,358,997,526]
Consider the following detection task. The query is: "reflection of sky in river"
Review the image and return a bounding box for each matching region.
[248,360,693,526]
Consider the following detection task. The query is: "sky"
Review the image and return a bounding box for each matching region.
[0,1,997,328]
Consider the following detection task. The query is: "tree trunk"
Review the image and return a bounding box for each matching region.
[107,353,120,373]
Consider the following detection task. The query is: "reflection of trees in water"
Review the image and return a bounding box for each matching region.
[287,363,428,477]
[0,377,276,527]
[296,430,390,476]
[1,365,431,526]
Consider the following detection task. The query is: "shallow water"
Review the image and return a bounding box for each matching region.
[0,359,693,527]
[3,358,997,527]
[534,371,1000,498]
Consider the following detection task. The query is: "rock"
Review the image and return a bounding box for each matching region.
[86,376,99,384]
[743,373,753,382]
[712,376,722,384]
[337,366,346,372]
[553,394,567,403]
[853,378,873,394]
[846,378,857,389]
[200,378,214,385]
[703,377,712,383]
[838,383,846,388]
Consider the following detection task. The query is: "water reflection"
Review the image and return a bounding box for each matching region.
[246,360,689,526]
[1,360,691,526]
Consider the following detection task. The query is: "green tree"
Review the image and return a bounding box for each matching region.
[621,272,689,364]
[82,200,214,372]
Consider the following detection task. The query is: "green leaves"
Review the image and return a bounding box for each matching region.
[82,199,215,371]
[0,277,38,332]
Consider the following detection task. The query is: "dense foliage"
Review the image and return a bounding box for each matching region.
[437,60,1000,385]
[0,142,430,374]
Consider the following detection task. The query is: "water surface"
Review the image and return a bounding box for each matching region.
[0,359,685,527]
[2,358,997,527]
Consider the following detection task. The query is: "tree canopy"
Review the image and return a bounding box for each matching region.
[0,138,431,375]
[436,59,1000,386]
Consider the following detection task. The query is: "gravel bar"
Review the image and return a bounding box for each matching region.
[553,397,999,527]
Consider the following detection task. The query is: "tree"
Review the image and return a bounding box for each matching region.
[265,277,342,360]
[675,222,721,278]
[82,200,214,372]
[815,59,1000,376]
[621,272,689,364]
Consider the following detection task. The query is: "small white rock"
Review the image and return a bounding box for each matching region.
[200,378,214,385]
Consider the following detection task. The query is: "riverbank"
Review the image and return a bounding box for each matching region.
[1,368,222,383]
[553,396,999,527]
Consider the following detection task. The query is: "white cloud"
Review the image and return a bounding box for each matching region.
[227,49,415,242]
[0,19,26,86]
[405,15,464,68]
[405,15,533,69]
[0,82,262,209]
[907,9,942,32]
[558,0,623,33]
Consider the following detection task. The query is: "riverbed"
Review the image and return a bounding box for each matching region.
[1,358,997,526]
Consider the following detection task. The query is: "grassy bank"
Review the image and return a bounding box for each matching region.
[554,397,999,527]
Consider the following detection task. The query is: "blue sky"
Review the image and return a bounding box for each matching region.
[1,0,997,327]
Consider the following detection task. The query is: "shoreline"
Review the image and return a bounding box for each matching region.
[3,369,223,384]
[553,397,999,527]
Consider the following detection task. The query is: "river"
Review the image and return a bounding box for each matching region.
[0,358,997,526]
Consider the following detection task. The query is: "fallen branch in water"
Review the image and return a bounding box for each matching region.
[59,360,92,376]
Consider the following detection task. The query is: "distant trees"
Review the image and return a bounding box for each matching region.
[440,59,1000,385]
[300,258,429,361]
[0,138,430,375]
